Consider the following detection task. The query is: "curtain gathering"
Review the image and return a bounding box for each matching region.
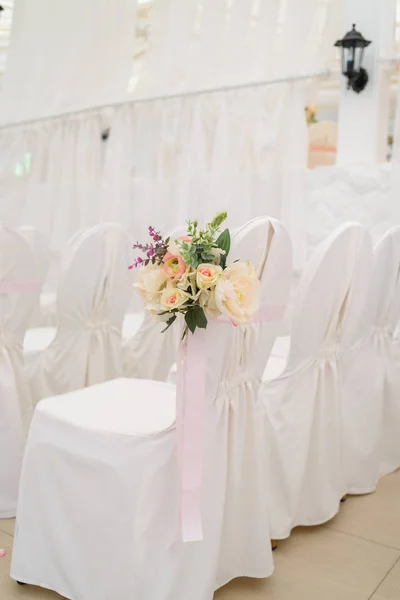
[0,0,342,271]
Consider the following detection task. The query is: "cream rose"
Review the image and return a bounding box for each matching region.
[198,288,219,319]
[209,247,225,266]
[160,286,191,311]
[134,264,167,310]
[215,261,260,324]
[196,263,223,290]
[177,266,197,294]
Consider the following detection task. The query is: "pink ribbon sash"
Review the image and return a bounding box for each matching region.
[176,303,286,543]
[309,145,337,153]
[0,281,39,294]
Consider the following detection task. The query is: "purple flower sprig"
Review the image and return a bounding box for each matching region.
[128,226,169,270]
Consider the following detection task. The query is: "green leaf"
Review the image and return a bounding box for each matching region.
[201,251,215,262]
[210,211,228,230]
[161,314,177,333]
[194,305,208,329]
[185,309,197,334]
[216,229,231,256]
[184,305,208,334]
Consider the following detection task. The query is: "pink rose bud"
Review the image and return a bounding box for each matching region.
[153,235,160,241]
[128,265,133,270]
[147,248,154,257]
[137,257,143,263]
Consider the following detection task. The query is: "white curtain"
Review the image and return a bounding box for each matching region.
[0,0,137,124]
[0,0,342,270]
[136,0,340,96]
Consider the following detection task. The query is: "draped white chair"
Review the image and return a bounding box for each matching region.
[23,227,94,359]
[0,225,40,518]
[11,216,291,600]
[373,227,400,477]
[19,227,53,328]
[261,224,373,540]
[216,216,292,586]
[25,223,132,405]
[19,227,52,286]
[123,311,181,380]
[342,227,400,493]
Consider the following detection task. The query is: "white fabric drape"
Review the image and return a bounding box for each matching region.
[0,225,39,517]
[0,0,137,124]
[136,0,340,96]
[0,0,341,269]
[0,112,105,249]
[0,83,308,260]
[102,85,307,262]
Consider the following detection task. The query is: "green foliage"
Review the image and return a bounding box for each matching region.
[216,228,230,255]
[184,305,208,334]
[161,314,177,333]
[180,211,229,269]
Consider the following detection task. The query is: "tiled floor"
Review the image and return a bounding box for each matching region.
[1,471,400,599]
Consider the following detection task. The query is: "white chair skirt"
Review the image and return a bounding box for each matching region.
[263,356,346,540]
[11,378,273,600]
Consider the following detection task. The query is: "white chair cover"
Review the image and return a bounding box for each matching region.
[19,227,53,327]
[374,228,400,477]
[27,223,132,404]
[261,224,373,539]
[342,227,400,493]
[123,311,182,381]
[19,227,52,285]
[11,216,291,599]
[216,216,292,587]
[0,225,39,518]
[23,229,92,363]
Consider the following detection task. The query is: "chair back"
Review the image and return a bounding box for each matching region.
[19,226,52,286]
[0,224,39,516]
[30,223,132,401]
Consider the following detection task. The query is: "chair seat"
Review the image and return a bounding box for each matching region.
[37,378,177,437]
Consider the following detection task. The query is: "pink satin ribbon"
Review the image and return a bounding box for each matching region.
[176,303,286,542]
[309,145,336,153]
[0,281,39,294]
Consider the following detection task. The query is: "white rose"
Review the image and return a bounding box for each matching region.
[198,288,219,319]
[215,261,260,324]
[209,247,225,265]
[134,264,167,310]
[176,267,197,294]
[160,286,191,311]
[196,263,223,290]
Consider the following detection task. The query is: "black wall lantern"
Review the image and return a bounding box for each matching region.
[335,24,371,93]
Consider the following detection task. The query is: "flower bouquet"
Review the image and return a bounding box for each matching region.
[129,211,260,335]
